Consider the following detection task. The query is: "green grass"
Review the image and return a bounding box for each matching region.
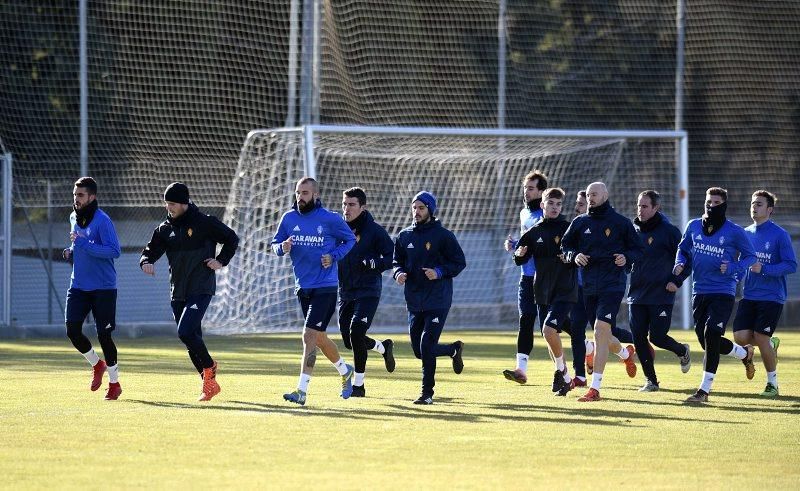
[2,330,799,489]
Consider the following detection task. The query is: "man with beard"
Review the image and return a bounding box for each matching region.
[561,182,642,402]
[673,187,757,404]
[628,190,692,393]
[393,191,466,405]
[502,170,548,384]
[63,177,122,400]
[338,187,396,397]
[273,177,357,406]
[140,182,239,402]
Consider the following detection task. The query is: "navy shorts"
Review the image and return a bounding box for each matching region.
[297,287,338,331]
[584,291,624,329]
[65,288,117,334]
[732,299,783,337]
[543,302,574,333]
[692,293,735,334]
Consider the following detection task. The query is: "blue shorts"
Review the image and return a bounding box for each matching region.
[732,299,783,337]
[692,293,735,334]
[297,287,338,331]
[65,288,117,334]
[543,302,574,333]
[584,291,624,329]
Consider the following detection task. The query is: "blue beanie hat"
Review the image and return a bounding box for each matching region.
[412,191,437,216]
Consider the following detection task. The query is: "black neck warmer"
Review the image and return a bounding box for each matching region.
[634,211,663,233]
[74,199,98,228]
[588,200,611,217]
[702,202,727,236]
[527,198,542,213]
[348,210,369,233]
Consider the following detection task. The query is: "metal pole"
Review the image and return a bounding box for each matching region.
[497,0,507,130]
[675,0,689,329]
[299,0,315,125]
[79,0,88,177]
[286,0,300,127]
[311,0,321,124]
[47,181,53,324]
[674,0,686,133]
[679,136,691,330]
[304,125,316,179]
[2,153,11,326]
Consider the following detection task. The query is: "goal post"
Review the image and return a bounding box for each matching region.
[208,125,689,333]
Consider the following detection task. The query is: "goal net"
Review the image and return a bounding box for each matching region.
[207,126,688,333]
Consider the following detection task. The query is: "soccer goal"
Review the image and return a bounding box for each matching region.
[207,125,689,333]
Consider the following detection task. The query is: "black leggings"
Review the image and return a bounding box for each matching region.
[66,321,117,366]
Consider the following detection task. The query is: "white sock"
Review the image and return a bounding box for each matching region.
[584,340,594,355]
[82,348,100,366]
[728,344,747,359]
[616,346,629,360]
[354,372,365,387]
[767,371,778,386]
[591,372,603,390]
[298,373,311,392]
[699,371,715,393]
[516,353,529,373]
[555,355,565,371]
[333,358,349,375]
[576,376,586,382]
[107,364,119,383]
[373,340,385,355]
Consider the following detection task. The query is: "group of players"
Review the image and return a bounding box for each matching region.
[62,171,796,405]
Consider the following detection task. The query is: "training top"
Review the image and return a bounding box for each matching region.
[69,208,121,290]
[627,212,683,305]
[741,220,797,304]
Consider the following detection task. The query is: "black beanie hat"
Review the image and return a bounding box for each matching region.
[164,182,190,204]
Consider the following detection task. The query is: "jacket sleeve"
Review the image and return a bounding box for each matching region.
[140,227,166,267]
[622,219,644,265]
[674,223,694,277]
[560,219,580,264]
[726,227,757,278]
[436,230,467,278]
[206,215,239,266]
[271,215,289,256]
[74,216,121,259]
[392,234,407,279]
[668,224,691,285]
[761,231,798,277]
[329,215,356,262]
[366,226,394,272]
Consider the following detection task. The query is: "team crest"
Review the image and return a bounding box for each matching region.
[706,225,714,234]
[765,241,770,250]
[187,228,193,237]
[554,235,560,245]
[317,225,323,235]
[647,236,654,245]
[425,242,431,251]
[355,234,361,243]
[719,236,725,245]
[604,228,611,237]
[86,228,92,236]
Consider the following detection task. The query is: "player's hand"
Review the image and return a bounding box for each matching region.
[62,248,72,260]
[321,254,333,268]
[422,267,439,280]
[720,260,729,275]
[69,231,82,243]
[504,235,514,252]
[281,237,293,254]
[558,253,570,264]
[666,282,678,293]
[514,245,528,257]
[673,263,684,276]
[750,261,763,274]
[575,253,590,267]
[141,263,155,276]
[613,253,626,267]
[395,272,407,285]
[204,258,222,270]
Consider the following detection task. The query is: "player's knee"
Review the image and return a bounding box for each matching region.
[542,325,557,339]
[65,321,83,341]
[97,330,113,344]
[519,313,536,331]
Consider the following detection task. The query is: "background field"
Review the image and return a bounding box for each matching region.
[2,329,799,489]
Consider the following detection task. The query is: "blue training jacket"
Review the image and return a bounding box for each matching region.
[515,206,543,277]
[69,208,121,290]
[337,210,394,301]
[561,201,644,296]
[628,212,683,305]
[742,220,797,304]
[271,200,356,290]
[675,218,756,296]
[392,218,466,312]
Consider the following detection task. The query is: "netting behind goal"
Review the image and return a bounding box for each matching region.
[207,127,685,333]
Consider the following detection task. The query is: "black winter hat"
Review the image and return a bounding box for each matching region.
[164,182,190,204]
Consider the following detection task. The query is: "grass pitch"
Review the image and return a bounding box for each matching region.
[1,330,799,489]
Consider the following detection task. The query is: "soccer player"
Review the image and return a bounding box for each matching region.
[629,190,691,392]
[338,187,396,397]
[63,177,122,400]
[561,182,642,402]
[273,177,357,406]
[502,170,548,384]
[393,191,466,405]
[140,182,239,402]
[673,187,757,404]
[731,190,797,397]
[513,188,578,396]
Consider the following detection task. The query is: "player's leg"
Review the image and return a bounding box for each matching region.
[752,301,783,396]
[713,296,755,379]
[65,288,106,391]
[284,289,315,405]
[543,303,573,395]
[304,288,354,399]
[176,294,218,401]
[688,295,739,403]
[571,287,592,377]
[601,293,636,377]
[170,299,203,377]
[92,289,121,400]
[348,297,384,396]
[417,309,457,404]
[648,304,690,373]
[338,300,355,350]
[630,304,658,391]
[505,276,536,383]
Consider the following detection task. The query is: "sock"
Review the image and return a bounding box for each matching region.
[584,340,594,355]
[298,373,311,392]
[333,358,349,375]
[591,372,603,390]
[555,355,565,371]
[82,348,100,366]
[767,371,778,387]
[699,371,715,393]
[516,353,529,373]
[577,376,586,382]
[373,340,385,355]
[107,364,119,383]
[616,346,629,360]
[354,372,365,387]
[728,344,747,359]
